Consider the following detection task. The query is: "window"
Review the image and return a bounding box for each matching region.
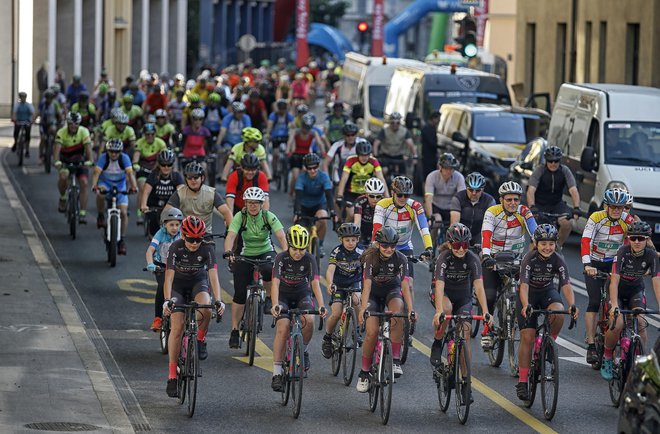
[525,24,536,95]
[555,23,567,93]
[598,22,607,82]
[584,22,592,82]
[626,23,640,85]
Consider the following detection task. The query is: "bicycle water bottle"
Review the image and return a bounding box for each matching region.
[534,336,542,359]
[448,340,455,365]
[374,341,382,365]
[620,337,630,361]
[182,335,188,359]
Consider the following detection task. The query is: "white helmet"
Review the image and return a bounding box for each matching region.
[243,187,266,202]
[364,177,385,195]
[498,181,523,197]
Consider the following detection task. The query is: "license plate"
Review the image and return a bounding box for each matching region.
[655,223,660,233]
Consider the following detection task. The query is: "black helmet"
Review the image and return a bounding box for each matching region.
[343,122,359,135]
[375,226,399,244]
[184,162,204,177]
[438,152,459,169]
[157,149,176,166]
[303,153,321,167]
[628,220,652,237]
[240,153,260,170]
[465,172,487,190]
[337,223,361,238]
[533,224,559,242]
[276,99,288,109]
[296,104,309,114]
[544,145,563,161]
[355,141,372,156]
[446,223,472,243]
[391,176,413,195]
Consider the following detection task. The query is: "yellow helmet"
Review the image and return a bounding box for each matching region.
[286,225,309,249]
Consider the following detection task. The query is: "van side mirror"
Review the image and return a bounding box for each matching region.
[452,131,467,143]
[580,147,597,172]
[405,112,421,129]
[352,103,364,121]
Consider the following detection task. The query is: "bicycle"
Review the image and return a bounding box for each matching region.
[329,283,361,386]
[15,121,31,166]
[522,307,577,420]
[43,123,57,174]
[271,308,324,419]
[400,254,427,365]
[98,186,130,267]
[271,137,289,192]
[166,300,221,417]
[63,162,84,240]
[435,313,485,424]
[607,308,660,407]
[363,310,410,425]
[296,215,332,270]
[589,270,612,370]
[143,262,168,354]
[142,206,162,238]
[469,244,483,339]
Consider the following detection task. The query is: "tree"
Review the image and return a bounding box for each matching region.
[310,0,349,28]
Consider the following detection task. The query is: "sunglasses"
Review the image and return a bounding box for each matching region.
[185,236,203,244]
[395,193,410,198]
[467,188,483,193]
[368,195,383,199]
[503,197,520,203]
[608,205,624,211]
[107,150,121,154]
[547,159,561,164]
[451,241,469,250]
[629,236,647,242]
[379,243,396,249]
[345,133,357,137]
[306,166,319,171]
[160,163,173,167]
[186,175,201,180]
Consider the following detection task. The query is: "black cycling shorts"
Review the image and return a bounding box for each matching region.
[231,252,274,305]
[330,283,362,305]
[289,154,305,169]
[366,287,403,313]
[276,290,315,321]
[300,204,324,217]
[517,288,563,330]
[617,285,646,311]
[171,278,210,312]
[584,261,613,312]
[399,248,415,279]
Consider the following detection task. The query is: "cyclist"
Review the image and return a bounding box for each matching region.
[294,153,336,257]
[180,108,211,161]
[244,89,268,132]
[140,150,185,236]
[70,91,97,130]
[270,225,328,391]
[292,103,310,129]
[336,141,389,222]
[225,154,270,214]
[217,101,251,149]
[323,101,349,146]
[91,139,138,255]
[449,172,496,245]
[354,178,386,248]
[287,113,324,196]
[202,92,224,143]
[526,145,581,248]
[480,181,537,349]
[145,207,183,331]
[223,187,287,348]
[582,188,634,364]
[221,127,271,181]
[424,153,466,247]
[133,123,168,224]
[372,112,417,178]
[356,226,415,391]
[321,223,364,359]
[165,162,233,235]
[163,216,225,397]
[181,93,203,129]
[265,99,294,179]
[323,122,363,184]
[516,224,578,401]
[120,94,144,134]
[167,89,187,132]
[12,91,35,157]
[102,111,136,153]
[38,90,63,161]
[154,109,175,145]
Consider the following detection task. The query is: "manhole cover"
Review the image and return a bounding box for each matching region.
[24,422,101,431]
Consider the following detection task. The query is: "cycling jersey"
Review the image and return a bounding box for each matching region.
[434,249,482,307]
[292,131,314,155]
[363,248,408,292]
[268,112,294,138]
[150,227,182,263]
[228,210,283,256]
[327,139,362,182]
[295,170,332,208]
[328,245,364,288]
[481,204,537,256]
[372,198,433,251]
[122,105,143,125]
[13,102,34,123]
[581,210,634,264]
[612,245,660,289]
[39,100,61,127]
[104,125,136,148]
[342,156,382,194]
[273,251,319,293]
[376,126,412,157]
[424,170,466,211]
[520,250,570,291]
[96,152,132,183]
[155,122,175,143]
[528,165,576,207]
[166,239,217,281]
[226,170,269,211]
[135,137,167,169]
[449,190,496,241]
[324,114,349,144]
[203,106,223,133]
[167,100,187,122]
[70,102,96,127]
[56,125,91,161]
[228,142,267,164]
[145,171,185,208]
[181,125,211,157]
[167,185,225,234]
[354,195,376,244]
[221,114,251,146]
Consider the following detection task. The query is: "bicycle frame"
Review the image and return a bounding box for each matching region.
[105,187,123,243]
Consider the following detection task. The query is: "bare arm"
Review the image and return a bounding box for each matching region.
[274,228,288,250]
[145,245,156,265]
[208,268,222,302]
[336,171,349,198]
[450,210,461,226]
[140,184,153,209]
[163,269,175,300]
[568,186,580,208]
[526,186,536,207]
[325,264,336,295]
[217,203,234,227]
[224,231,237,253]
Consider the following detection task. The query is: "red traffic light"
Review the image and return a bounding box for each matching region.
[357,21,369,32]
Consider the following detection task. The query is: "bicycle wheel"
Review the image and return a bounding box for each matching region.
[400,318,411,365]
[291,334,304,418]
[241,296,252,356]
[186,335,198,417]
[280,363,291,406]
[177,337,187,405]
[17,128,25,167]
[342,308,358,386]
[368,367,379,413]
[524,361,538,408]
[248,295,259,366]
[608,359,624,407]
[68,189,78,239]
[44,135,52,173]
[380,339,393,425]
[592,331,604,370]
[488,304,505,367]
[159,316,170,354]
[331,325,341,377]
[108,215,118,267]
[540,338,559,420]
[310,237,321,271]
[455,340,471,425]
[507,312,520,376]
[471,302,481,338]
[435,338,451,412]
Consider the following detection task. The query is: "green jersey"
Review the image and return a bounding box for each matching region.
[228,210,283,257]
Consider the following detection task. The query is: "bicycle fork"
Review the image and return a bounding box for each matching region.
[106,199,122,243]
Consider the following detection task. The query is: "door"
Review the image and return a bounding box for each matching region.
[568,118,599,211]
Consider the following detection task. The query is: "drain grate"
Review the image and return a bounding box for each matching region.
[24,422,101,431]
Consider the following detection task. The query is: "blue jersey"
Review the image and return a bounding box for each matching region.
[268,112,294,138]
[150,227,182,263]
[295,170,332,208]
[221,114,252,145]
[97,152,132,183]
[13,102,35,123]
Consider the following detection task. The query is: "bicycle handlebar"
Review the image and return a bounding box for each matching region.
[526,307,577,330]
[166,301,223,323]
[584,270,611,280]
[270,308,325,330]
[232,255,274,265]
[364,311,412,320]
[331,284,362,294]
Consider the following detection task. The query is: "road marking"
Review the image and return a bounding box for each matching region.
[411,337,558,434]
[556,336,586,357]
[232,337,274,372]
[117,278,156,304]
[559,356,590,366]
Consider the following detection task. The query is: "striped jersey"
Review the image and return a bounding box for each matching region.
[372,198,432,251]
[481,204,537,256]
[580,210,634,264]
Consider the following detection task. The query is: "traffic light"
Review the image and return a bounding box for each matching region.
[357,21,369,33]
[455,15,478,58]
[357,21,370,50]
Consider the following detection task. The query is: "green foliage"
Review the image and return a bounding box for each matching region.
[310,0,349,27]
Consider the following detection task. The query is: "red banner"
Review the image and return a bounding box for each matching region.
[372,0,384,56]
[474,0,489,47]
[295,0,309,68]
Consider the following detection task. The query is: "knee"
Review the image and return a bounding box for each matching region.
[587,299,600,313]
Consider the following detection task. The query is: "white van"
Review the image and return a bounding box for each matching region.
[548,83,660,240]
[338,52,426,138]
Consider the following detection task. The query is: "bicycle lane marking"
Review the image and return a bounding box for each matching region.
[411,337,558,434]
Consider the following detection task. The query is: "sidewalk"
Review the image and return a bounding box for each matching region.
[0,144,133,432]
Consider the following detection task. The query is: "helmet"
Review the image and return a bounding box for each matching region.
[465,172,487,190]
[296,104,309,114]
[143,123,156,134]
[190,108,205,120]
[391,176,414,195]
[333,101,344,109]
[248,89,260,98]
[303,153,321,167]
[79,91,89,100]
[389,112,402,122]
[174,73,185,81]
[446,223,472,243]
[343,122,359,135]
[105,138,124,152]
[626,193,634,207]
[232,101,246,112]
[243,186,266,202]
[628,220,652,237]
[544,145,563,161]
[110,108,123,121]
[208,92,221,103]
[122,94,134,103]
[355,141,372,156]
[602,188,629,206]
[337,223,361,238]
[375,226,400,244]
[50,84,60,93]
[187,93,200,103]
[364,177,385,195]
[160,207,184,224]
[438,152,459,169]
[498,181,523,197]
[18,91,27,98]
[301,113,316,128]
[276,99,288,109]
[154,108,167,118]
[286,225,310,249]
[184,162,205,177]
[241,127,262,143]
[146,114,157,124]
[66,112,82,125]
[98,83,108,93]
[115,112,129,124]
[240,153,260,170]
[158,149,176,166]
[533,224,559,242]
[181,216,206,238]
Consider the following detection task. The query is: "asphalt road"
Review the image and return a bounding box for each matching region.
[7,149,659,433]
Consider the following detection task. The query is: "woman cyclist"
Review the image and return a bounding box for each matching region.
[140,149,185,236]
[286,112,323,197]
[354,177,386,248]
[133,123,168,225]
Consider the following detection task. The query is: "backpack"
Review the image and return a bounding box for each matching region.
[236,168,261,193]
[237,208,272,235]
[102,151,127,170]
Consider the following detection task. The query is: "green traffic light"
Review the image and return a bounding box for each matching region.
[464,43,478,58]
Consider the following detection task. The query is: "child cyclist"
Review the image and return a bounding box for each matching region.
[321,223,364,359]
[145,207,184,331]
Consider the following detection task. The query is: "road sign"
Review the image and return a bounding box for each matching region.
[238,34,257,53]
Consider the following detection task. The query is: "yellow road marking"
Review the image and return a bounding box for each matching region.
[411,337,558,434]
[232,337,274,371]
[126,296,153,304]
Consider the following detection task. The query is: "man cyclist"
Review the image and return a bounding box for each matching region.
[526,145,581,248]
[12,91,35,157]
[270,225,328,391]
[372,112,417,178]
[102,111,136,153]
[202,92,224,143]
[217,101,251,149]
[163,216,225,397]
[120,94,144,134]
[323,101,349,146]
[323,122,363,185]
[224,187,287,347]
[154,109,176,145]
[424,153,466,248]
[582,188,634,365]
[38,90,63,161]
[265,99,294,181]
[480,181,537,349]
[225,154,270,214]
[449,172,496,245]
[133,123,168,224]
[221,127,271,181]
[287,113,324,197]
[53,112,94,221]
[354,177,386,248]
[70,91,97,130]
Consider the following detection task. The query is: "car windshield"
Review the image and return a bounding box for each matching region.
[472,112,545,144]
[604,122,660,167]
[368,85,388,119]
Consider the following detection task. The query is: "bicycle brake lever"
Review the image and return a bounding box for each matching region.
[569,316,576,330]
